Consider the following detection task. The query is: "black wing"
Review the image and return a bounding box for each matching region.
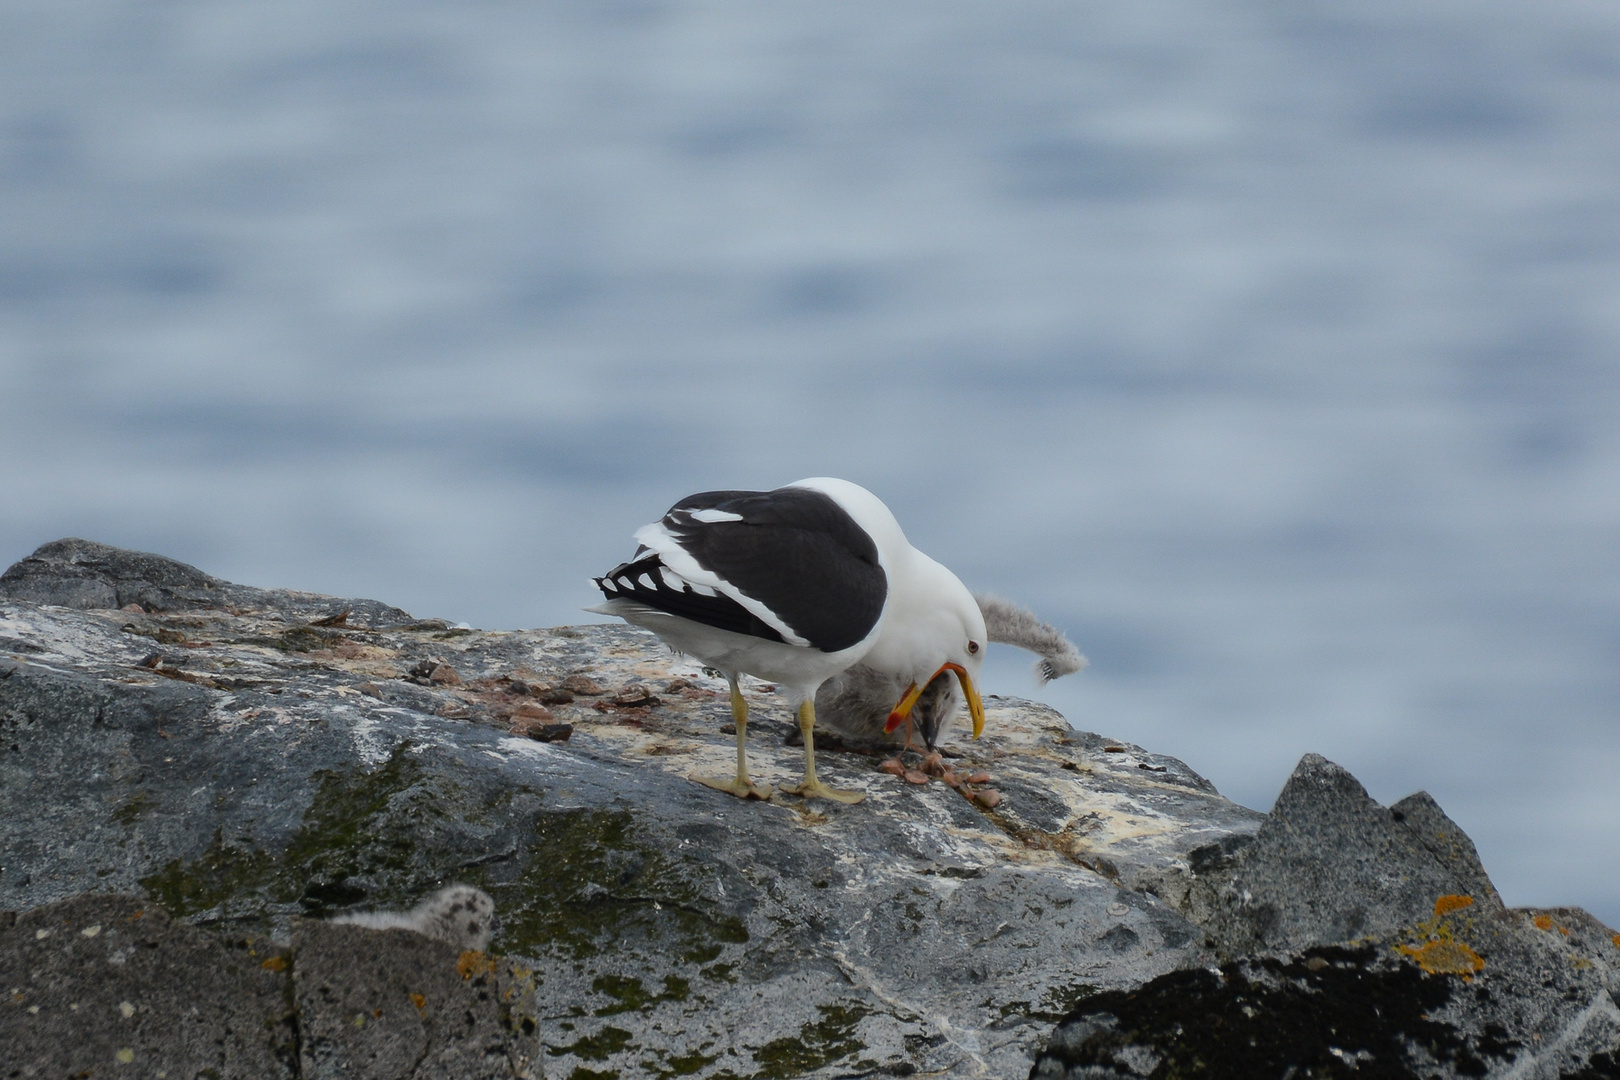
[596,486,887,653]
[595,553,791,644]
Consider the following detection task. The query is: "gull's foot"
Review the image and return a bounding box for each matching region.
[693,774,773,800]
[780,779,865,804]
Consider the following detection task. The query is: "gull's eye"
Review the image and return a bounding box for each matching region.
[967,640,980,655]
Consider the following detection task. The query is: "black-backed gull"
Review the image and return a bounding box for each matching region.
[589,477,985,803]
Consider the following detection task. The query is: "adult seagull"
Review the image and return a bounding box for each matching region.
[589,477,986,803]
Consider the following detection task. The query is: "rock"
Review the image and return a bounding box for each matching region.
[0,894,297,1079]
[0,541,1262,1078]
[0,537,222,612]
[292,918,538,1080]
[1390,789,1506,912]
[7,541,1613,1078]
[1172,755,1534,958]
[1033,754,1620,1079]
[521,722,573,743]
[0,892,538,1080]
[1202,753,1491,954]
[0,537,414,627]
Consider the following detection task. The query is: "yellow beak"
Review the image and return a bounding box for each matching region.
[883,662,985,739]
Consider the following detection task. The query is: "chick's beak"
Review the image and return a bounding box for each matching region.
[884,662,986,739]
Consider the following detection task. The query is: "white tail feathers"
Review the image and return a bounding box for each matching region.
[974,593,1087,684]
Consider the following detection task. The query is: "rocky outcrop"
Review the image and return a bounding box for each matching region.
[2,539,1616,1079]
[1,894,298,1079]
[0,893,537,1080]
[1031,756,1620,1079]
[1,539,1259,1078]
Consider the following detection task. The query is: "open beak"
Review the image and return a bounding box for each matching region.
[884,662,986,739]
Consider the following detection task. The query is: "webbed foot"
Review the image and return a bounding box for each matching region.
[693,774,772,800]
[780,779,865,804]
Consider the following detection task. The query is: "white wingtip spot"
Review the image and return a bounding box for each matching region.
[689,508,745,523]
[659,566,684,591]
[637,573,657,592]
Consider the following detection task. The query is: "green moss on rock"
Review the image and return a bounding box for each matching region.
[139,741,485,922]
[549,1025,635,1061]
[750,1004,869,1078]
[488,808,748,963]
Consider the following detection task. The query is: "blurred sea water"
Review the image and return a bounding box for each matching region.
[2,1,1618,923]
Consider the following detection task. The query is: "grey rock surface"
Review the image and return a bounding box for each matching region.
[0,893,538,1080]
[1203,753,1494,954]
[0,536,415,627]
[16,539,1612,1079]
[293,918,539,1080]
[0,538,1263,1078]
[1033,755,1620,1079]
[1391,788,1507,912]
[0,893,297,1079]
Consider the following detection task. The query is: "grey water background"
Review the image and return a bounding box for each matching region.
[3,1,1618,924]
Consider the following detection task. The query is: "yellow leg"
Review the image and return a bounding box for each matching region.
[693,675,771,800]
[781,699,865,804]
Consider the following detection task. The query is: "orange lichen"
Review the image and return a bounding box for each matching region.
[1534,915,1554,931]
[410,993,426,1012]
[1398,939,1485,976]
[457,951,496,980]
[1433,895,1474,917]
[260,955,288,972]
[1612,934,1620,949]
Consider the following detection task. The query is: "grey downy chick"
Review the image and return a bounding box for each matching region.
[814,593,1086,750]
[329,884,497,952]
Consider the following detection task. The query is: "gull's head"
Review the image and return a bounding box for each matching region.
[878,552,988,741]
[785,477,989,742]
